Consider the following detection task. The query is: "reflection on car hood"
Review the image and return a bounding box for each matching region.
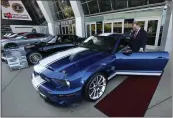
[39,47,109,76]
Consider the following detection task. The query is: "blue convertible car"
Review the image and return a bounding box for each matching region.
[31,33,169,106]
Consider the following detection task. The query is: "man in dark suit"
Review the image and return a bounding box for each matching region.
[130,22,148,52]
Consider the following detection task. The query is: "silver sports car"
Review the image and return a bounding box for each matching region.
[1,32,56,50]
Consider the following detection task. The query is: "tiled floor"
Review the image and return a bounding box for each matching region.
[1,56,172,117]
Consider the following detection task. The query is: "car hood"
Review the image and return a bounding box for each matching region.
[0,38,17,43]
[38,47,109,78]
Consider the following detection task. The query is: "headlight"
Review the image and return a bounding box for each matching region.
[52,79,70,88]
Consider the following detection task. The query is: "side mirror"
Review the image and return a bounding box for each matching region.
[122,49,132,55]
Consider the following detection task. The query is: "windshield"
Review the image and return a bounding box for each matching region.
[80,36,117,53]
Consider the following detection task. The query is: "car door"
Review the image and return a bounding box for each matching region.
[115,50,169,76]
[113,36,169,76]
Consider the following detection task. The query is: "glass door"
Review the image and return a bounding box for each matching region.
[61,25,70,34]
[135,17,161,49]
[91,24,96,35]
[86,24,90,38]
[104,22,112,33]
[124,19,134,34]
[62,26,66,34]
[103,20,124,34]
[113,20,124,33]
[72,24,76,35]
[96,21,103,34]
[65,26,69,34]
[85,22,96,37]
[147,20,159,46]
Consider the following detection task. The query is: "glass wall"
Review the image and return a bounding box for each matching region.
[49,0,74,20]
[22,0,46,25]
[91,24,96,35]
[97,22,103,34]
[129,0,147,7]
[113,22,122,33]
[111,0,128,10]
[48,0,75,35]
[80,0,165,15]
[104,23,112,33]
[149,0,165,4]
[124,19,133,34]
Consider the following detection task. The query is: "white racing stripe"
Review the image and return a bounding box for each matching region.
[108,71,162,80]
[33,64,47,74]
[32,74,46,91]
[116,72,162,76]
[40,47,88,66]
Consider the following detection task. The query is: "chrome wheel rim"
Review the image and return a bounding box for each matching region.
[29,53,42,64]
[88,75,106,100]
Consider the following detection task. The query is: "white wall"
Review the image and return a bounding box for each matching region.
[10,25,48,34]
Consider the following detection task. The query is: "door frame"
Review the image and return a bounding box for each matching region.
[135,16,162,49]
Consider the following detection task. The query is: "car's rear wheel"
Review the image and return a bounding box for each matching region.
[27,52,42,65]
[84,73,107,101]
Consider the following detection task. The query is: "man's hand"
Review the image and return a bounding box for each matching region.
[139,48,144,52]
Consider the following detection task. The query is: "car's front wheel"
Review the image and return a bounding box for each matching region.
[27,51,42,65]
[84,73,107,101]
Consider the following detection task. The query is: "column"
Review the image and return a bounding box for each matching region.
[164,0,173,53]
[36,1,55,35]
[70,1,85,37]
[159,0,173,52]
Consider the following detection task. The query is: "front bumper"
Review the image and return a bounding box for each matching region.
[31,73,83,106]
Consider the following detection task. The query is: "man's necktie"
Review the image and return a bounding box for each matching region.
[134,31,138,39]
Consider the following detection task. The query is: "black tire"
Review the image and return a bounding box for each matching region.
[4,43,18,49]
[83,72,107,102]
[27,51,42,65]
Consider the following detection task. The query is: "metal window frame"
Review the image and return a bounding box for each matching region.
[103,19,124,33]
[84,2,165,17]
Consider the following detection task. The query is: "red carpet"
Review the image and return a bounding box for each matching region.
[95,75,162,117]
